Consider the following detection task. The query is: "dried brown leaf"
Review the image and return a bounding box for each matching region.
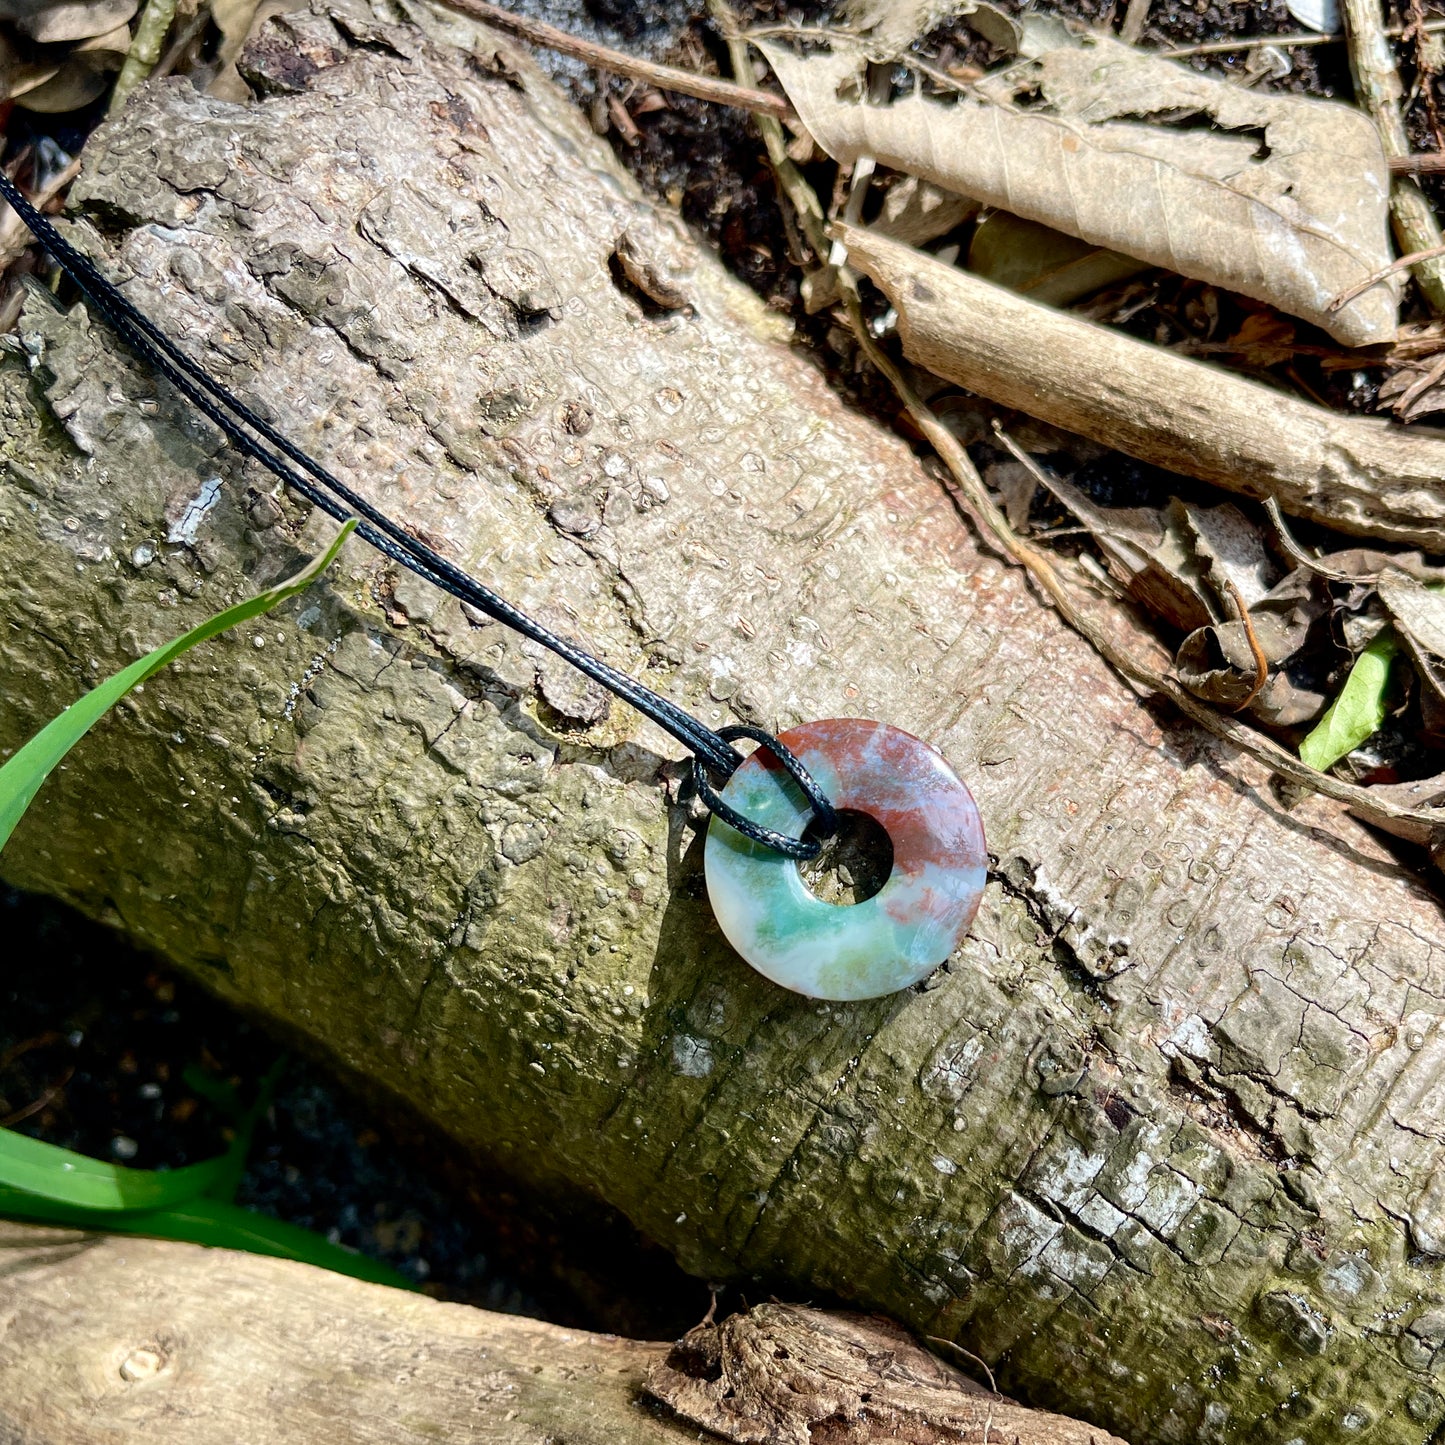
[1176,568,1328,724]
[1181,497,1275,608]
[875,173,976,247]
[1377,566,1445,739]
[1314,546,1445,583]
[763,33,1397,345]
[10,21,129,110]
[12,0,135,42]
[1024,469,1213,633]
[1379,566,1445,658]
[211,0,259,55]
[1379,356,1445,421]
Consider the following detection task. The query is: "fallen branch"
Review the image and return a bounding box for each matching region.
[837,223,1445,553]
[0,1224,1128,1445]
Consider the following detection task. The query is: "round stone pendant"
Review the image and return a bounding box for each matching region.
[704,718,986,1001]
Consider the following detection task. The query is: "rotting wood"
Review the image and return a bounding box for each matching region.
[7,8,1445,1445]
[647,1302,1131,1444]
[837,222,1445,550]
[0,1223,1125,1445]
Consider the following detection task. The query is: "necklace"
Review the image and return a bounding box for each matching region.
[0,169,986,1001]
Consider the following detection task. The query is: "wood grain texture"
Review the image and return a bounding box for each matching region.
[0,1225,1123,1445]
[2,6,1445,1443]
[0,1222,679,1445]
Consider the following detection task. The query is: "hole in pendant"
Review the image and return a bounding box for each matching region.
[799,809,893,906]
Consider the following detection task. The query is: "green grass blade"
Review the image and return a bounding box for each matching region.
[206,1056,288,1205]
[0,521,355,851]
[0,1186,414,1289]
[0,1127,227,1209]
[1299,629,1400,772]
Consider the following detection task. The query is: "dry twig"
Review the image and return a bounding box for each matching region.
[1392,152,1445,173]
[1161,16,1445,57]
[1119,0,1153,46]
[1328,238,1445,310]
[1263,496,1380,584]
[437,0,790,118]
[1343,0,1445,312]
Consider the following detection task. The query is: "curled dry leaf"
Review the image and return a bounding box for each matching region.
[10,20,130,110]
[1378,355,1445,422]
[211,0,262,61]
[761,32,1398,345]
[1176,569,1330,725]
[206,0,273,100]
[1378,566,1445,737]
[12,0,135,41]
[1003,446,1331,723]
[1034,462,1286,641]
[967,209,1149,308]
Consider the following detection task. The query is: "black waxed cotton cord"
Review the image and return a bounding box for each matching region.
[0,170,837,861]
[693,725,838,857]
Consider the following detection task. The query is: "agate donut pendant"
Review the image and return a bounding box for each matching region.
[704,718,986,1001]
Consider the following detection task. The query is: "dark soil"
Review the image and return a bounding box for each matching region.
[0,886,710,1338]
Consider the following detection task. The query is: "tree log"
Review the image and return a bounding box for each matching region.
[3,6,1445,1444]
[0,1223,1124,1445]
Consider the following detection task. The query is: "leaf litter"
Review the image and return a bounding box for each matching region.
[759,19,1399,344]
[730,0,1445,863]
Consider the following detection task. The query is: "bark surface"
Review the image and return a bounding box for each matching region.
[3,7,1445,1445]
[0,1224,1122,1445]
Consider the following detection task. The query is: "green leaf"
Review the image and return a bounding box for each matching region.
[0,1127,229,1210]
[1299,629,1400,772]
[0,1185,414,1290]
[207,1056,288,1205]
[0,520,356,852]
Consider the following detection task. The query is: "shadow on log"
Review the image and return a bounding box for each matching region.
[2,3,1445,1443]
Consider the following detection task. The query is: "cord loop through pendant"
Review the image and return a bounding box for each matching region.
[691,725,838,860]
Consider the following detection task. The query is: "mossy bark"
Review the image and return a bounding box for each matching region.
[3,7,1445,1444]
